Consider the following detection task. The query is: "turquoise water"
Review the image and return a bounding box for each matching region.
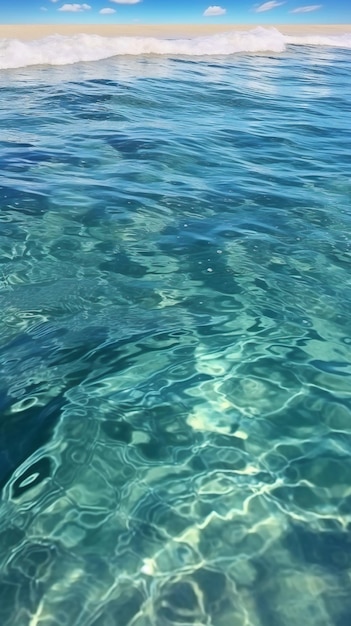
[0,40,351,626]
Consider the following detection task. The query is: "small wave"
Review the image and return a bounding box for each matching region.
[285,32,351,48]
[0,27,280,70]
[0,27,351,70]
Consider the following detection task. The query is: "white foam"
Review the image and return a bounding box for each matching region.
[285,32,351,48]
[0,27,351,70]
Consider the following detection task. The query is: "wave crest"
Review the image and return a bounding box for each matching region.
[0,27,285,70]
[0,27,351,70]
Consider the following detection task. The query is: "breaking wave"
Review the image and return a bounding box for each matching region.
[1,27,351,69]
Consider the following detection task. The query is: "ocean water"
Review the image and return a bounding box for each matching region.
[0,27,351,626]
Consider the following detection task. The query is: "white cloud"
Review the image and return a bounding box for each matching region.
[109,0,141,4]
[290,4,322,12]
[254,1,284,12]
[203,5,227,16]
[58,3,91,11]
[100,7,116,12]
[41,6,48,9]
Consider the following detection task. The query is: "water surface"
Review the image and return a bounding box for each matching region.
[0,35,351,626]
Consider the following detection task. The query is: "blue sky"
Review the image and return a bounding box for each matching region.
[0,1,350,25]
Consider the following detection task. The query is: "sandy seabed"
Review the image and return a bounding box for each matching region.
[0,23,350,40]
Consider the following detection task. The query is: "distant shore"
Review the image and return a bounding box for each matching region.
[0,24,350,40]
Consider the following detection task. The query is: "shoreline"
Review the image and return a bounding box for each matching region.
[0,24,350,40]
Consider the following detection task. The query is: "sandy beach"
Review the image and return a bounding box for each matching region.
[0,23,350,40]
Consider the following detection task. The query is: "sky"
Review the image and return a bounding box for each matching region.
[0,0,350,25]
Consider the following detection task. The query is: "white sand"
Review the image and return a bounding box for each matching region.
[0,24,350,40]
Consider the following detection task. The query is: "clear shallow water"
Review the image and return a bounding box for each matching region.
[0,36,351,626]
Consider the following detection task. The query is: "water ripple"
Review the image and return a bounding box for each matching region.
[0,46,351,626]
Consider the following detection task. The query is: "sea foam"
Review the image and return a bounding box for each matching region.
[1,27,351,70]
